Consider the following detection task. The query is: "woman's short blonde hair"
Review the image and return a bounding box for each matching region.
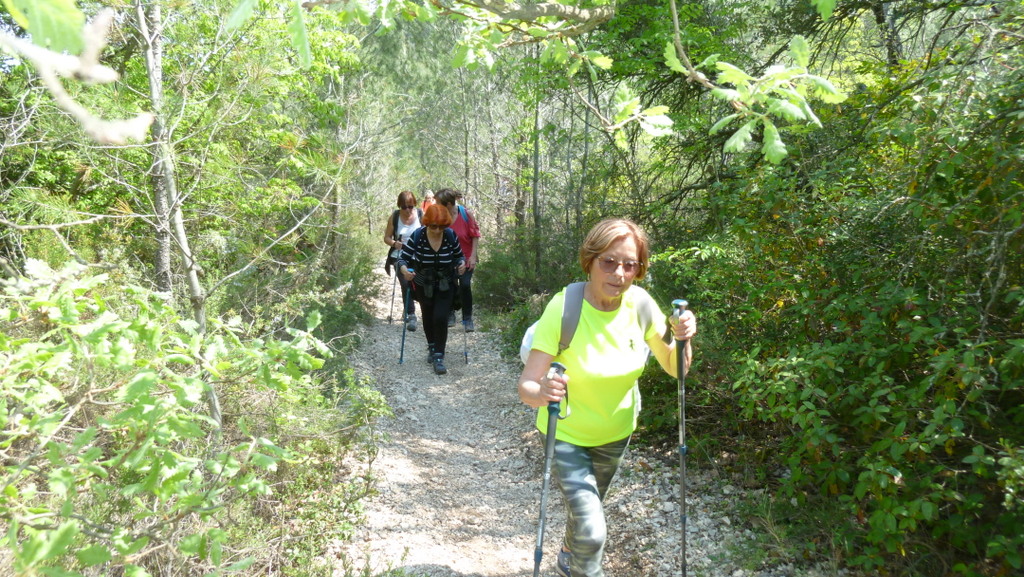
[579,218,651,280]
[422,203,453,227]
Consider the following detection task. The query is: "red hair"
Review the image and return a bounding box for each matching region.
[422,203,453,227]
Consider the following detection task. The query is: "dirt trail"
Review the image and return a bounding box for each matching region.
[334,269,556,577]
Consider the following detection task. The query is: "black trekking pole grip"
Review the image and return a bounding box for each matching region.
[671,299,689,577]
[533,361,567,577]
[546,362,567,417]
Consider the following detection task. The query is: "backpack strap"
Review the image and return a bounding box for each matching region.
[558,282,587,355]
[558,283,658,355]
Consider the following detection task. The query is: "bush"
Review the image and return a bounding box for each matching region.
[0,260,387,576]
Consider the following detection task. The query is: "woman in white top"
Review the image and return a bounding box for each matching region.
[383,190,422,331]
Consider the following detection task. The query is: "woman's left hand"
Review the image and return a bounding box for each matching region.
[672,310,697,341]
[457,262,467,276]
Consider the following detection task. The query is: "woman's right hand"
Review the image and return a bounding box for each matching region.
[401,268,415,282]
[518,351,568,408]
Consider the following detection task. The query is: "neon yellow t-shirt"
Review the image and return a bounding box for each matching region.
[532,284,666,446]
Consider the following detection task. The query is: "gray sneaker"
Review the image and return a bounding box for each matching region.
[406,314,417,332]
[432,353,447,375]
[463,319,475,332]
[447,311,456,327]
[556,550,571,577]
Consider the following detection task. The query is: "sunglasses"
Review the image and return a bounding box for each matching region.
[401,205,416,210]
[596,256,640,275]
[427,224,446,230]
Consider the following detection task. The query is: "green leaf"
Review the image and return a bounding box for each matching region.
[790,35,810,68]
[642,105,670,116]
[767,98,806,122]
[806,75,848,104]
[225,558,256,572]
[711,88,741,102]
[7,0,84,54]
[124,566,151,577]
[250,453,279,471]
[761,120,788,163]
[121,371,158,402]
[40,521,79,563]
[640,115,674,137]
[589,54,613,70]
[811,0,836,21]
[612,83,640,123]
[664,41,686,73]
[179,533,204,555]
[724,120,757,153]
[305,309,322,332]
[287,1,312,70]
[715,61,754,86]
[697,54,720,69]
[225,0,259,31]
[709,113,739,135]
[452,43,472,68]
[76,545,112,567]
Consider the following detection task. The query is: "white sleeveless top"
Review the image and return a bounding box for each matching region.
[391,211,422,257]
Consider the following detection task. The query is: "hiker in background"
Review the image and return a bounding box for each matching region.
[421,190,436,213]
[397,204,466,375]
[517,218,697,577]
[384,190,422,331]
[435,188,481,332]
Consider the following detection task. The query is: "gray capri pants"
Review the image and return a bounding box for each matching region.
[553,435,631,577]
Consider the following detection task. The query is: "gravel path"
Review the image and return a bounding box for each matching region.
[332,269,853,577]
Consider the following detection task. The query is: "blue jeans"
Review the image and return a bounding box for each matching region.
[551,436,630,577]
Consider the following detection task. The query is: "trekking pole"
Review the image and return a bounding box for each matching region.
[671,299,690,577]
[458,272,468,364]
[399,269,414,364]
[533,362,567,577]
[388,273,397,324]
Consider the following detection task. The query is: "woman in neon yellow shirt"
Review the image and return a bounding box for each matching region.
[518,218,697,577]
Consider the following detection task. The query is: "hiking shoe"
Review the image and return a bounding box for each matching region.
[447,311,456,327]
[432,353,447,375]
[463,319,475,332]
[556,550,571,577]
[406,314,417,332]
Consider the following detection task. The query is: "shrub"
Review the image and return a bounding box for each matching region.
[0,260,386,576]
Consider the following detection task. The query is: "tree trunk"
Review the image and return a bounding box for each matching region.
[531,90,541,279]
[136,0,220,428]
[872,1,903,69]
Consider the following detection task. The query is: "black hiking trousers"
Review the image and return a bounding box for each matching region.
[419,287,455,355]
